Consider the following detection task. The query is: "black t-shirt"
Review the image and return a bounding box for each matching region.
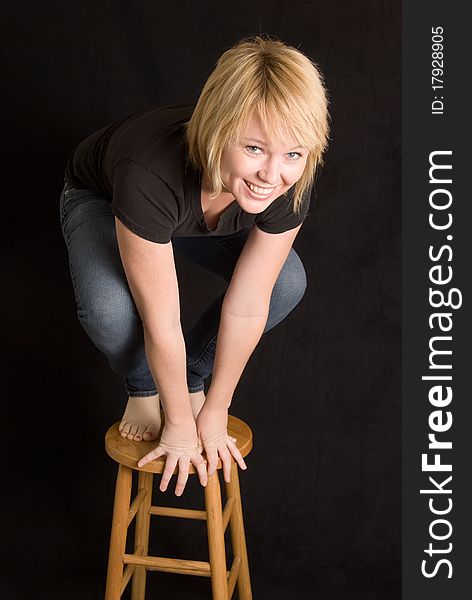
[64,104,311,243]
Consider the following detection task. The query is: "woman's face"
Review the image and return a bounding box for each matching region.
[219,112,308,214]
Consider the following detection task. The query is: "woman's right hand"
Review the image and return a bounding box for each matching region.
[137,419,208,496]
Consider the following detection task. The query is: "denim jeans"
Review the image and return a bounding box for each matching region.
[59,182,307,396]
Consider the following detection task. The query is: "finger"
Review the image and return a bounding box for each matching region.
[160,455,179,492]
[191,454,208,487]
[205,448,219,477]
[218,446,232,483]
[138,446,165,468]
[227,438,247,470]
[230,436,237,443]
[175,456,190,496]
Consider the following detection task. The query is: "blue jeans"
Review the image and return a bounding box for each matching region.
[59,183,307,396]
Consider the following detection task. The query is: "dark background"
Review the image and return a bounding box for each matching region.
[1,1,400,599]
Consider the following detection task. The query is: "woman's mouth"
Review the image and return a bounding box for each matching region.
[243,180,278,200]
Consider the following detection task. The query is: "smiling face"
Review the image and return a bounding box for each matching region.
[218,112,309,214]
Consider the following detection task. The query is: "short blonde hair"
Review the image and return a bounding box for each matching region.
[185,35,330,214]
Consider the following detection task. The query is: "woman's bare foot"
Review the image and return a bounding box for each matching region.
[119,394,161,441]
[190,390,206,419]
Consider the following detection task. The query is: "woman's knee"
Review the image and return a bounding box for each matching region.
[77,288,141,353]
[265,250,306,331]
[273,249,307,307]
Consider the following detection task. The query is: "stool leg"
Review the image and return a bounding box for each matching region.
[105,464,132,600]
[225,462,252,600]
[205,471,229,600]
[131,471,153,600]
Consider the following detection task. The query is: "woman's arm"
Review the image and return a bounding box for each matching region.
[207,223,303,407]
[196,223,303,480]
[115,218,192,425]
[115,218,207,494]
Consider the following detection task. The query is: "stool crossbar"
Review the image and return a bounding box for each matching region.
[104,416,253,600]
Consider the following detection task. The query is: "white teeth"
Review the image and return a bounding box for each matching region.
[245,181,274,196]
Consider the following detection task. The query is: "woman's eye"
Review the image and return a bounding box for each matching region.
[246,145,262,154]
[286,152,303,160]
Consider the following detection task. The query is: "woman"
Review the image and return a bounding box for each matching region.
[60,36,329,496]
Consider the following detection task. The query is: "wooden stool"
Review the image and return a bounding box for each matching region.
[104,415,253,600]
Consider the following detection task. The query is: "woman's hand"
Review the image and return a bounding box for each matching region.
[138,419,208,496]
[196,404,247,482]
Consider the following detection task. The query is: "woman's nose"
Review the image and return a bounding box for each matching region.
[257,158,281,185]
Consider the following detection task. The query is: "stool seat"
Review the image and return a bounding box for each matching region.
[105,414,253,474]
[103,414,253,600]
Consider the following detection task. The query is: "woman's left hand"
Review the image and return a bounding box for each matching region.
[195,404,247,482]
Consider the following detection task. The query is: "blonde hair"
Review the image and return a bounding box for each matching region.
[185,35,330,214]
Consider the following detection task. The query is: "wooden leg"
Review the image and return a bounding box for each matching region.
[204,471,229,600]
[225,462,252,600]
[105,464,132,600]
[131,471,153,600]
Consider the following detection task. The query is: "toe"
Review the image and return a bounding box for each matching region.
[125,424,139,440]
[120,421,130,436]
[143,427,158,441]
[134,425,146,442]
[126,427,136,440]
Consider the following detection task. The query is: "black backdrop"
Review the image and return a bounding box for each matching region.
[2,2,401,599]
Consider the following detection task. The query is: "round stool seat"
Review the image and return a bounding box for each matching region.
[105,414,253,474]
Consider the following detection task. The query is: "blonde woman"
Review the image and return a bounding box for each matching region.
[60,36,329,496]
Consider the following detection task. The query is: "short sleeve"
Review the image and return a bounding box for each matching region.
[255,185,311,234]
[111,159,179,243]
